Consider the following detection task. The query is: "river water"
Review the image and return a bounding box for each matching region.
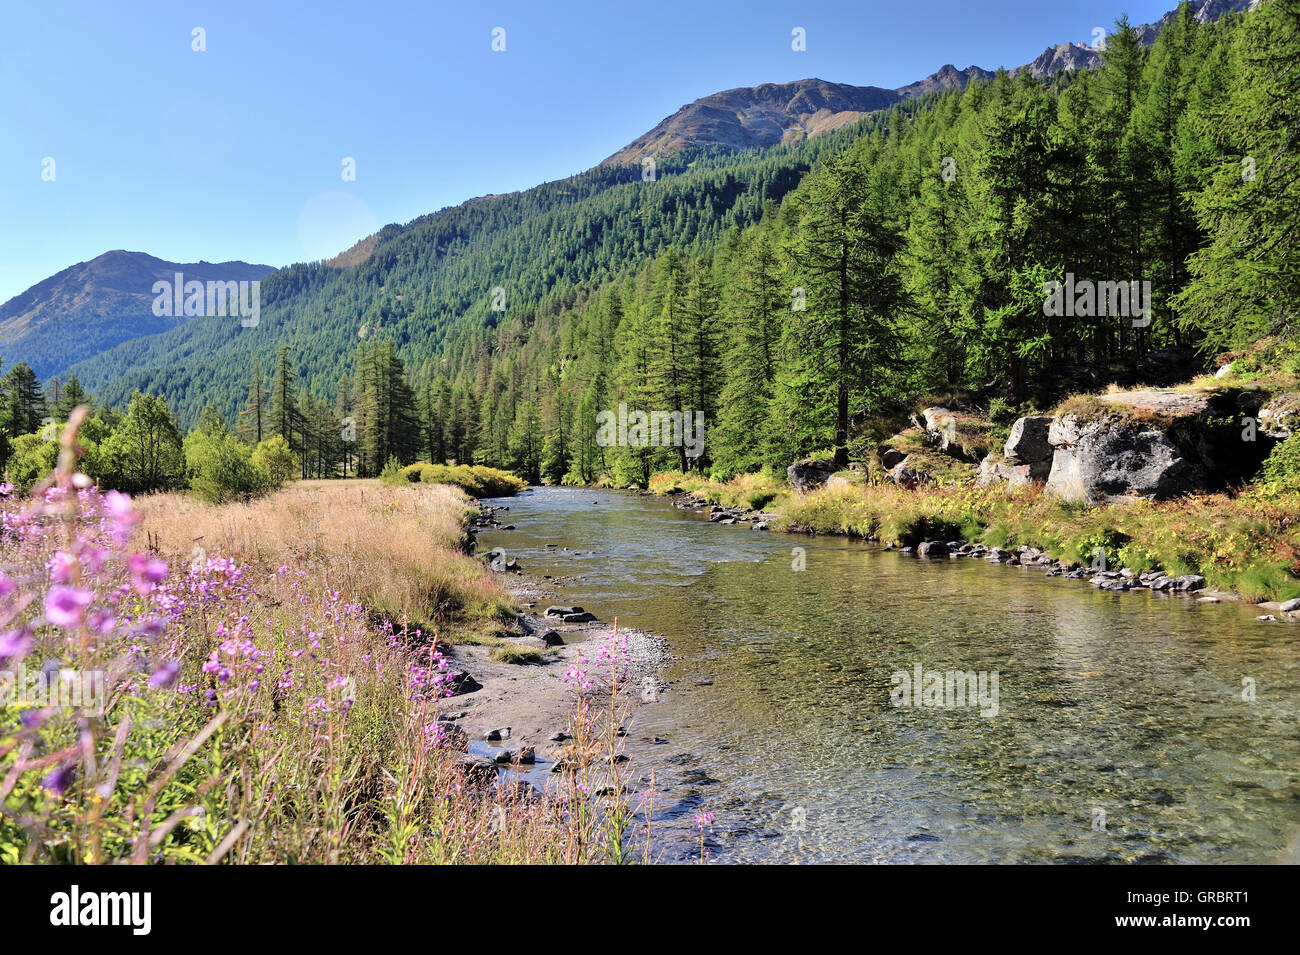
[478,486,1300,864]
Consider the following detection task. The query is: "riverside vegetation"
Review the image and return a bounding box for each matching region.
[3,0,1300,863]
[650,339,1300,605]
[0,415,649,864]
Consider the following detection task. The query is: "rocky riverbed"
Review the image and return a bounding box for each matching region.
[666,491,1299,622]
[437,502,672,788]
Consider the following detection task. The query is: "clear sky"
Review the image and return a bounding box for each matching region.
[0,0,1178,302]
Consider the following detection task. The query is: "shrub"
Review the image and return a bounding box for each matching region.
[249,435,297,490]
[1254,435,1300,500]
[184,428,265,503]
[490,645,544,664]
[387,462,526,497]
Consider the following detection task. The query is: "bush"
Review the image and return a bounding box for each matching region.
[184,428,264,504]
[387,462,526,497]
[1254,435,1300,500]
[250,435,298,490]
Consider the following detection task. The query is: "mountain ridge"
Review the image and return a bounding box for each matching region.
[0,251,273,380]
[601,0,1252,166]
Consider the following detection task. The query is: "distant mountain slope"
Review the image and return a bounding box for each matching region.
[67,123,892,429]
[14,0,1254,424]
[602,79,902,166]
[602,0,1253,165]
[894,63,997,99]
[0,251,273,380]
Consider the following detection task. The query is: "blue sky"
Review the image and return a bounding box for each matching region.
[0,0,1178,303]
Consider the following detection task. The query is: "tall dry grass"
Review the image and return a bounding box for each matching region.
[134,479,512,628]
[3,433,647,864]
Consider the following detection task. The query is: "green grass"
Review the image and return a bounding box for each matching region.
[772,480,1300,602]
[490,644,545,664]
[386,462,527,497]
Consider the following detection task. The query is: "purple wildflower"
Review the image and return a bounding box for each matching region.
[43,586,93,628]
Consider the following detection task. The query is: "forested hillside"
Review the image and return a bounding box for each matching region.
[67,122,887,429]
[426,2,1297,485]
[5,0,1295,496]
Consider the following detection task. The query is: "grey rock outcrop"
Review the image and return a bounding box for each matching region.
[1044,414,1207,504]
[1003,415,1055,478]
[788,457,838,492]
[977,456,1032,489]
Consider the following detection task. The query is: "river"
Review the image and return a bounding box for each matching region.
[478,486,1300,864]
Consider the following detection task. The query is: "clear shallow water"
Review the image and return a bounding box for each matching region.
[479,487,1300,864]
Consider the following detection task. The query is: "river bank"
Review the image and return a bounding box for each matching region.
[456,485,1300,862]
[444,501,671,780]
[646,471,1300,619]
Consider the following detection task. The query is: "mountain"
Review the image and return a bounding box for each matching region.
[8,0,1256,424]
[65,127,883,428]
[602,0,1253,165]
[1016,42,1103,79]
[0,251,273,380]
[894,63,997,99]
[602,79,903,166]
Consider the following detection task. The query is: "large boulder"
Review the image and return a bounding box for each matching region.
[1259,393,1300,439]
[788,457,838,493]
[1003,416,1054,480]
[977,455,1033,489]
[1044,414,1207,504]
[888,455,928,486]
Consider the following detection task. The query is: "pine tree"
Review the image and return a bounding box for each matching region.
[0,362,48,437]
[717,232,786,475]
[336,373,356,476]
[52,375,91,422]
[647,250,691,472]
[1176,0,1300,348]
[966,71,1057,397]
[905,139,972,387]
[269,346,301,453]
[786,150,910,465]
[683,262,721,471]
[237,357,268,445]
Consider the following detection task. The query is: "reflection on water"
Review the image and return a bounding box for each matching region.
[479,487,1300,863]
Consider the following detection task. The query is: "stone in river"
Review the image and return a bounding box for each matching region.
[447,670,482,696]
[457,753,498,787]
[544,605,584,617]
